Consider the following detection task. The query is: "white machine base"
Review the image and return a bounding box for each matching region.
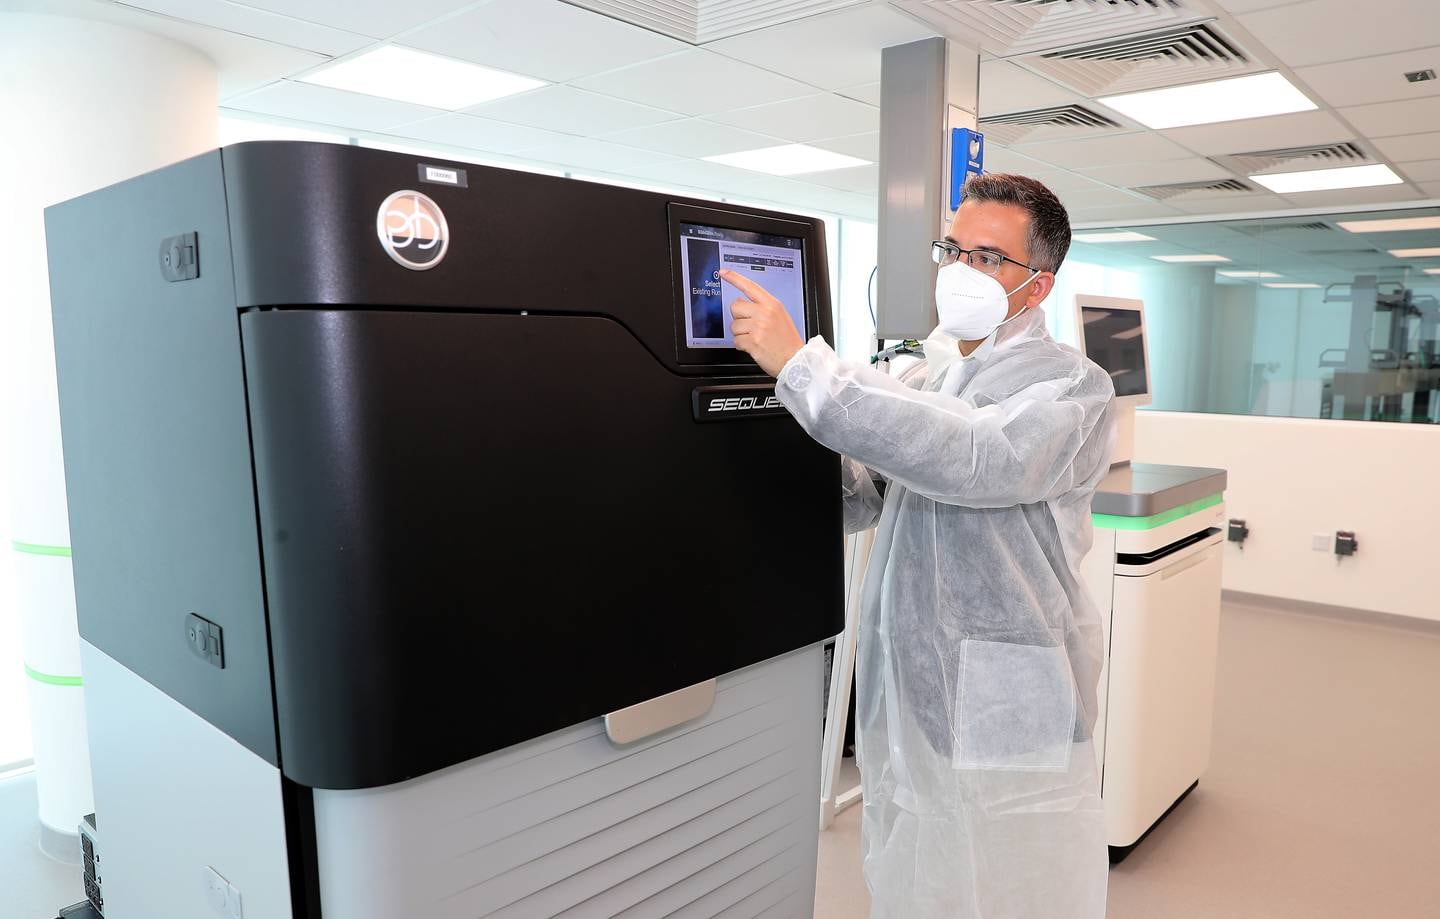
[82,642,825,919]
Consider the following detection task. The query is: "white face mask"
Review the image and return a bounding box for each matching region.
[934,259,1040,341]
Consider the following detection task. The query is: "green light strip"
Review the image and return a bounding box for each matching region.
[10,541,72,558]
[24,665,83,687]
[1093,493,1223,531]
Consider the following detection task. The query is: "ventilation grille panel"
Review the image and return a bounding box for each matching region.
[979,104,1120,145]
[1133,178,1253,200]
[1234,220,1332,235]
[1025,20,1258,96]
[895,0,1192,57]
[1217,141,1370,175]
[563,0,864,43]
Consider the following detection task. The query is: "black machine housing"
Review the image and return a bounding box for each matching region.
[46,142,844,791]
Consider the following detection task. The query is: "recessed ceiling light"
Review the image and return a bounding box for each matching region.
[1425,268,1440,275]
[704,144,871,176]
[301,46,546,110]
[1097,72,1315,130]
[1263,282,1322,288]
[1389,247,1440,258]
[1151,254,1231,263]
[1337,216,1440,233]
[1072,231,1156,243]
[1251,164,1403,194]
[1218,270,1282,278]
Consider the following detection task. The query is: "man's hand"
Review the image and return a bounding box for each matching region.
[721,268,806,377]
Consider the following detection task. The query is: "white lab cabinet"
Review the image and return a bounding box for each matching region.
[1085,464,1227,862]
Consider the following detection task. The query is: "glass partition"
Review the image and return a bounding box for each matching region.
[1059,206,1440,424]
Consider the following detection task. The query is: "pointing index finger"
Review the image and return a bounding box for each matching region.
[719,268,770,302]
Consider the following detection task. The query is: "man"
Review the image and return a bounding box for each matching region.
[721,173,1115,919]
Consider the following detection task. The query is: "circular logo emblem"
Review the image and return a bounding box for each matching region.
[377,190,449,270]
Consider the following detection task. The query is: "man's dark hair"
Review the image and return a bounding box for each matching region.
[961,173,1072,273]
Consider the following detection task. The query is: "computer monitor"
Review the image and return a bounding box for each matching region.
[1075,294,1152,408]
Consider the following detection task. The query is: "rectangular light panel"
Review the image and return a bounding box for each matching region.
[1218,270,1282,278]
[1390,247,1440,258]
[1098,72,1316,130]
[704,144,871,176]
[1251,164,1403,194]
[301,46,546,110]
[1072,231,1157,243]
[1337,216,1440,233]
[1263,282,1321,288]
[1151,254,1231,263]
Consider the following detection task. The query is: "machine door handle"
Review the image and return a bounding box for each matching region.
[1160,548,1215,581]
[605,678,717,745]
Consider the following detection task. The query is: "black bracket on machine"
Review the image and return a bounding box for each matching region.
[158,231,198,282]
[1227,518,1249,548]
[1335,531,1358,558]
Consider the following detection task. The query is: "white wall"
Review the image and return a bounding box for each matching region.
[1135,410,1440,623]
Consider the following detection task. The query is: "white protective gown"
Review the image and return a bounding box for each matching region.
[775,308,1115,919]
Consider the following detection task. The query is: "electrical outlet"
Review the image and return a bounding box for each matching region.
[203,867,228,915]
[1312,533,1330,551]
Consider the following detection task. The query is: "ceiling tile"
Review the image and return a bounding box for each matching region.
[403,0,688,83]
[812,132,880,162]
[226,80,442,130]
[1421,181,1440,197]
[1159,110,1350,156]
[464,85,682,136]
[1066,202,1185,223]
[837,82,882,106]
[1022,170,1114,193]
[1397,160,1440,182]
[1053,186,1150,210]
[707,94,879,144]
[392,113,573,155]
[1373,132,1440,162]
[1209,0,1298,11]
[1238,0,1440,67]
[117,0,371,56]
[636,159,774,197]
[979,60,1080,115]
[1295,46,1440,108]
[704,5,935,89]
[1017,132,1194,168]
[229,0,476,39]
[1164,193,1291,215]
[575,50,815,117]
[599,119,787,158]
[804,165,880,193]
[518,137,681,174]
[1079,158,1236,188]
[1340,97,1440,141]
[979,146,1054,175]
[1280,185,1425,207]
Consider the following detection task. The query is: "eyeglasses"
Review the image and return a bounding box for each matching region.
[930,239,1039,276]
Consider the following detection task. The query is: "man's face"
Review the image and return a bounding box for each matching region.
[944,200,1055,321]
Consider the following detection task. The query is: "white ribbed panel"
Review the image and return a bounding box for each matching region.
[313,646,824,919]
[896,0,1196,57]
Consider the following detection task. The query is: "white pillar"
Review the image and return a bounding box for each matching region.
[0,12,217,862]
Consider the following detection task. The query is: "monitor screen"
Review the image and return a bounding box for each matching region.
[678,223,807,349]
[1081,306,1149,397]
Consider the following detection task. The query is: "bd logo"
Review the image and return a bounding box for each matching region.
[377,190,448,270]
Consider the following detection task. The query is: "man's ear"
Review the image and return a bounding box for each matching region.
[1027,271,1056,308]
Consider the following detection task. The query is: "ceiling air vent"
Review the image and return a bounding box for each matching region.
[979,104,1120,145]
[1217,141,1369,175]
[893,0,1192,58]
[562,0,864,44]
[1026,20,1257,95]
[1133,178,1252,200]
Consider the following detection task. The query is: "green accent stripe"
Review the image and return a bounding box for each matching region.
[1093,493,1223,531]
[24,665,83,687]
[11,541,71,558]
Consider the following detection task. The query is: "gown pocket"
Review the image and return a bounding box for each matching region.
[953,639,1075,771]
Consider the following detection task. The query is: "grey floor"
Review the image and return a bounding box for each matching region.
[6,599,1439,919]
[2,772,84,919]
[815,598,1440,918]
